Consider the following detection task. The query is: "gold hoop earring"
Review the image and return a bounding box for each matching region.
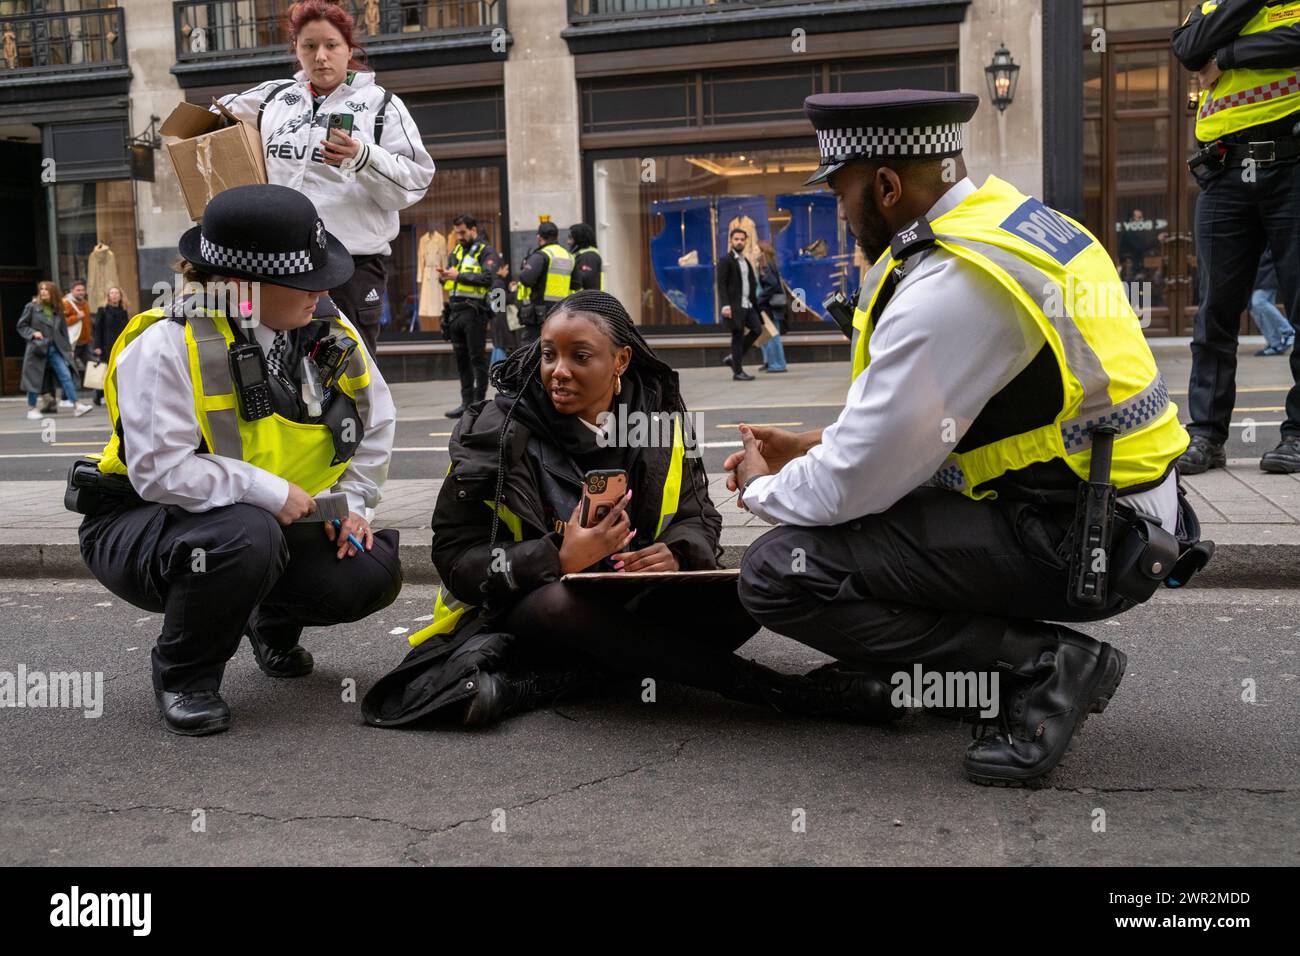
[614,375,622,396]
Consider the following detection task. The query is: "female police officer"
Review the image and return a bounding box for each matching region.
[78,184,402,736]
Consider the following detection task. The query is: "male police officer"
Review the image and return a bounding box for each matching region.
[1173,0,1300,474]
[77,185,402,735]
[728,91,1195,786]
[516,221,574,347]
[441,213,500,419]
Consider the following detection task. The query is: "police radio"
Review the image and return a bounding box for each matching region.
[229,342,274,421]
[823,290,855,340]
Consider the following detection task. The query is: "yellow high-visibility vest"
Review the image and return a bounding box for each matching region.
[518,243,575,306]
[409,413,688,647]
[97,306,370,495]
[851,176,1188,500]
[1192,0,1300,141]
[443,240,489,300]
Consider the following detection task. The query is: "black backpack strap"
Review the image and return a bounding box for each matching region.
[372,88,394,145]
[257,81,297,132]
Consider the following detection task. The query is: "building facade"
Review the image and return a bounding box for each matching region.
[0,0,1212,389]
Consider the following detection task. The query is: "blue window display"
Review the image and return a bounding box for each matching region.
[649,191,851,326]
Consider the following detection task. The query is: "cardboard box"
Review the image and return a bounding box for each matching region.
[161,100,267,222]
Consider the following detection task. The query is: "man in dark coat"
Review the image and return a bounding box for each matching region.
[716,227,763,380]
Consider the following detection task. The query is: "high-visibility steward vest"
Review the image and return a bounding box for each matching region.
[851,176,1188,502]
[97,306,371,496]
[1192,0,1300,141]
[572,246,605,291]
[518,243,575,305]
[408,412,689,648]
[443,240,489,300]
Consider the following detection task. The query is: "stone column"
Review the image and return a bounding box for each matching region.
[960,0,1044,199]
[502,0,582,262]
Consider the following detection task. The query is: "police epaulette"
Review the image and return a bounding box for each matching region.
[890,217,937,261]
[313,294,341,320]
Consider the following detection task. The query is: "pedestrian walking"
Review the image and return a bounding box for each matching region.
[91,286,130,405]
[1249,249,1294,356]
[717,227,763,380]
[756,239,789,373]
[18,281,92,419]
[216,0,435,357]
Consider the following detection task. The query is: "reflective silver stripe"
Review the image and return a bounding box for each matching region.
[940,236,1113,421]
[852,254,896,358]
[187,312,244,457]
[1060,374,1170,454]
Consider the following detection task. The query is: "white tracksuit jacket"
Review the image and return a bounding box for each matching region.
[218,70,435,257]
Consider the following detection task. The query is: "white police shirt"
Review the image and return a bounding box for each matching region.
[742,178,1178,531]
[113,314,396,517]
[218,70,435,257]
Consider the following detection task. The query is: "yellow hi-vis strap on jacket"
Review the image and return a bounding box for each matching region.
[1193,1,1300,141]
[572,246,606,291]
[443,240,489,299]
[97,307,371,496]
[409,418,688,648]
[851,175,1188,500]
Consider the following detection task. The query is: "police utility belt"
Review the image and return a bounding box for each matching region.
[1067,426,1214,608]
[1188,118,1300,183]
[65,325,359,516]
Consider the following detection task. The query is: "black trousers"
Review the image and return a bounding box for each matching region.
[330,254,387,360]
[729,307,763,372]
[738,488,1133,677]
[1188,158,1300,444]
[446,300,490,406]
[79,501,402,693]
[502,577,759,692]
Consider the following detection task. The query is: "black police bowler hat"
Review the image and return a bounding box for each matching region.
[178,184,354,292]
[802,90,981,186]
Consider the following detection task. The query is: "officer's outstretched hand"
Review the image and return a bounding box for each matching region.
[724,424,811,491]
[276,483,316,526]
[325,511,374,560]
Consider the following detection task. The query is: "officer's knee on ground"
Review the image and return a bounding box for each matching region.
[738,526,818,624]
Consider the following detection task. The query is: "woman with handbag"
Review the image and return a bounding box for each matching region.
[756,240,789,373]
[18,281,92,420]
[89,286,130,405]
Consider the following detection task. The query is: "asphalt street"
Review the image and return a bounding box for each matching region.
[0,580,1295,865]
[0,347,1293,481]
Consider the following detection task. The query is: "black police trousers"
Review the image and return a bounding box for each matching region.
[79,501,402,693]
[446,300,490,406]
[1188,157,1300,445]
[738,487,1132,676]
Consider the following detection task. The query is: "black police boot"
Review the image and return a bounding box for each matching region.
[445,404,467,419]
[462,666,603,727]
[155,689,232,736]
[1175,435,1226,475]
[247,630,314,678]
[964,626,1127,787]
[1260,435,1300,474]
[726,658,902,723]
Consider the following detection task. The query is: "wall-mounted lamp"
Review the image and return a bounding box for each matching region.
[127,115,162,182]
[985,44,1021,112]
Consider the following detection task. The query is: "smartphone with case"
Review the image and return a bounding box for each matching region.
[580,469,627,528]
[327,112,354,145]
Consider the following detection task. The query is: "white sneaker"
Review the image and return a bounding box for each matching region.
[58,400,73,409]
[74,403,93,417]
[26,409,43,420]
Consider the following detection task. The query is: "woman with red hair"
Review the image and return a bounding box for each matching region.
[216,0,435,356]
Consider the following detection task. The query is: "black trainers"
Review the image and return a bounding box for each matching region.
[964,629,1126,787]
[1260,435,1300,474]
[462,666,602,726]
[445,405,467,419]
[1175,435,1226,475]
[728,658,902,723]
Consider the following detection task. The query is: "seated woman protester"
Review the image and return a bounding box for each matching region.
[76,184,402,736]
[362,290,895,728]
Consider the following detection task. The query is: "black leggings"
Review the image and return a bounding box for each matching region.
[501,578,760,694]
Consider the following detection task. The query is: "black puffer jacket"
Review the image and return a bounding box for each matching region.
[432,393,723,613]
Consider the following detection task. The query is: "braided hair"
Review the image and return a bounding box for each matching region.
[484,290,706,549]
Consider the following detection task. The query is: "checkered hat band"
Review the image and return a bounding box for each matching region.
[200,236,315,276]
[817,124,963,163]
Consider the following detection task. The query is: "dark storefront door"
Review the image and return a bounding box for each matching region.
[1085,39,1210,336]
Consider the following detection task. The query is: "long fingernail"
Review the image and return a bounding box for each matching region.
[614,561,625,569]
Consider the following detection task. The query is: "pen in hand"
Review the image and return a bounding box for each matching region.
[332,518,367,555]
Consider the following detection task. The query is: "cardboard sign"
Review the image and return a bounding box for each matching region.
[161,100,268,221]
